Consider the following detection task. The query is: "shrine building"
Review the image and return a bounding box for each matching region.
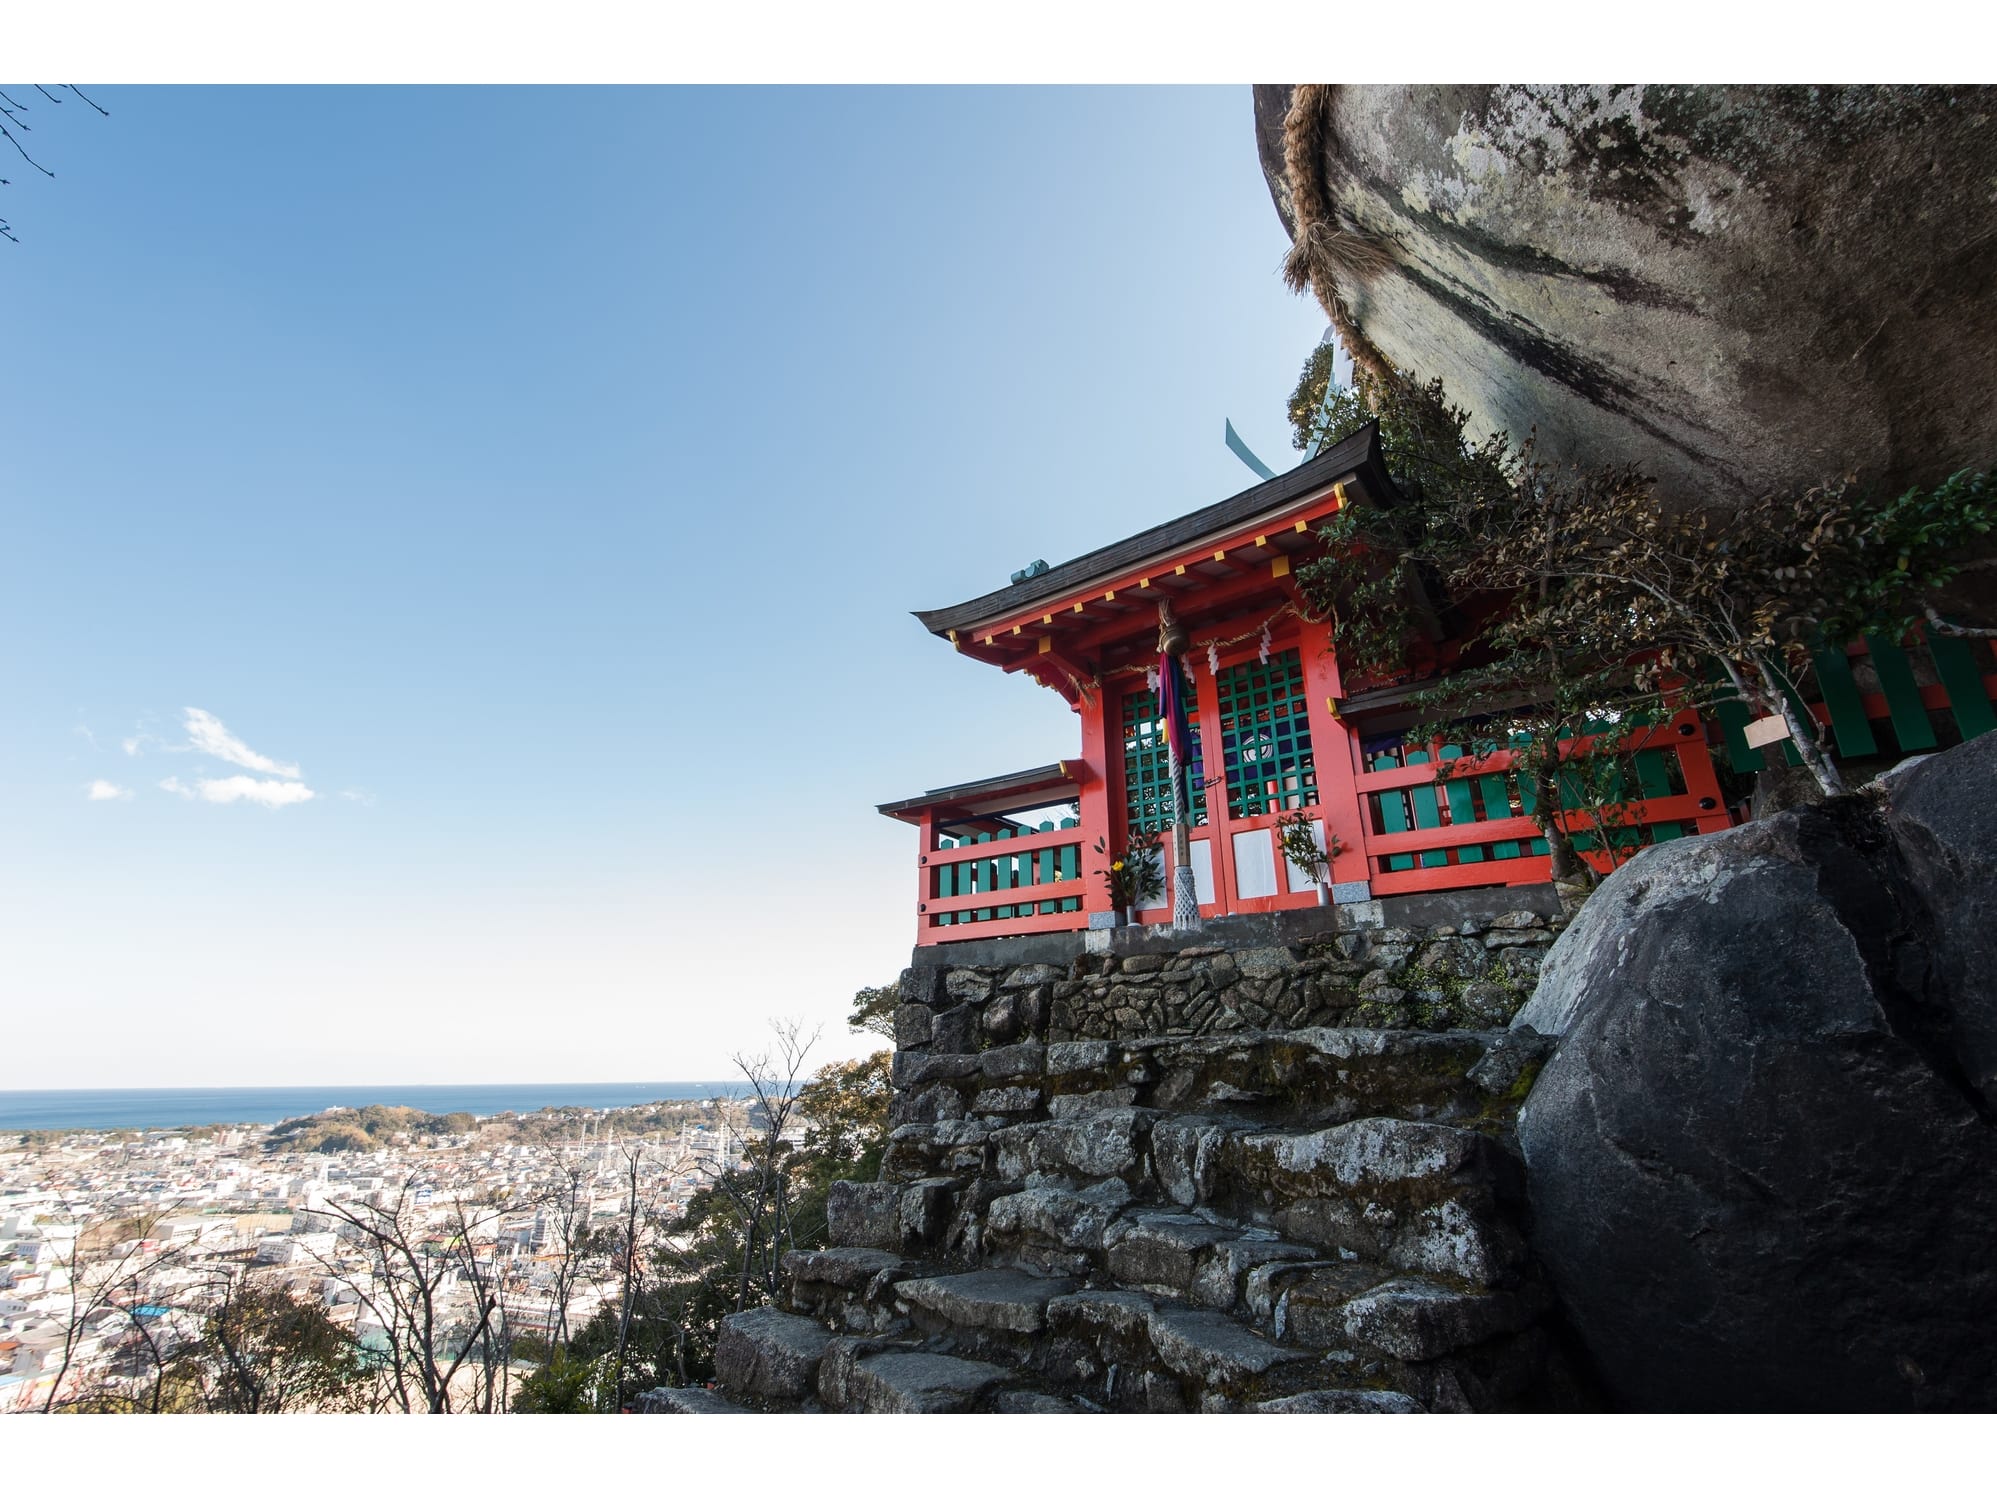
[878,423,1997,947]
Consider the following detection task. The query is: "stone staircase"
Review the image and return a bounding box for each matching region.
[653,1024,1592,1414]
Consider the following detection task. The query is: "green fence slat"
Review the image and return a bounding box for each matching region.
[995,828,1015,919]
[1709,692,1762,774]
[1633,748,1673,800]
[1812,647,1879,758]
[1616,747,1672,852]
[1477,772,1520,859]
[1373,753,1414,872]
[1650,822,1687,843]
[1059,817,1080,912]
[1405,749,1449,868]
[1865,633,1938,751]
[1439,744,1483,862]
[975,832,993,921]
[935,837,954,925]
[1928,636,1997,740]
[1036,821,1057,914]
[1512,765,1548,855]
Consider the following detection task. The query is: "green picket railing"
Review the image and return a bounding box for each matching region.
[1713,635,1995,772]
[932,818,1082,927]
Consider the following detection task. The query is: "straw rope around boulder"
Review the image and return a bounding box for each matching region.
[1279,84,1393,383]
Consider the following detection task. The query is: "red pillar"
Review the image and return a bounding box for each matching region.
[1296,614,1371,893]
[1189,657,1235,915]
[1076,694,1115,922]
[913,807,938,946]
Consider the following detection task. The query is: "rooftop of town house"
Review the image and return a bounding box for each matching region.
[912,420,1392,647]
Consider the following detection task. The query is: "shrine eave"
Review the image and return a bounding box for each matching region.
[912,421,1390,646]
[876,761,1085,825]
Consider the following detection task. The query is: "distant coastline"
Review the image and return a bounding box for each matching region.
[0,1082,742,1133]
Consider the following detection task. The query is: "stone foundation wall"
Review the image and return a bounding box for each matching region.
[893,889,1568,1127]
[679,883,1591,1412]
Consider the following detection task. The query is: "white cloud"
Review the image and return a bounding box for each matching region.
[193,776,316,809]
[158,777,195,800]
[183,708,302,780]
[339,788,377,806]
[86,780,133,802]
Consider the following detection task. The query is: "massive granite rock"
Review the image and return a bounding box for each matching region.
[1254,85,1997,511]
[1512,733,1997,1410]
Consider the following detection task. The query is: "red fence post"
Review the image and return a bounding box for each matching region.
[1297,615,1371,894]
[1076,695,1114,923]
[914,807,939,946]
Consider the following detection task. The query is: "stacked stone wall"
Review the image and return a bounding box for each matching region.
[669,883,1591,1413]
[892,889,1568,1128]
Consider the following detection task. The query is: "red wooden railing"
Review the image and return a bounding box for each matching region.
[1354,708,1733,897]
[906,636,1997,942]
[916,817,1095,944]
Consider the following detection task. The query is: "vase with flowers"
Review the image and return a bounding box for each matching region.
[1277,810,1342,905]
[1094,827,1165,925]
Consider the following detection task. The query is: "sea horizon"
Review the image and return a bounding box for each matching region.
[0,1082,745,1133]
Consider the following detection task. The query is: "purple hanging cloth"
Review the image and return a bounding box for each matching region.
[1157,652,1193,768]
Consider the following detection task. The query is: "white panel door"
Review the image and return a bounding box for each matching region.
[1231,828,1279,899]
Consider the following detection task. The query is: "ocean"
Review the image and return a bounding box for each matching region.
[0,1082,743,1133]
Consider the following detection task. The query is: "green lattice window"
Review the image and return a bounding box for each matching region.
[1216,649,1318,818]
[1121,688,1207,834]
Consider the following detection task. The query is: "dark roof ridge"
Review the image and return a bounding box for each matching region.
[913,422,1383,637]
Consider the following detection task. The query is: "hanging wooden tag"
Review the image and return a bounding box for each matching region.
[1743,714,1793,749]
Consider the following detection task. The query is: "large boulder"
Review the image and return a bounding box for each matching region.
[1254,85,1997,516]
[1512,733,1997,1410]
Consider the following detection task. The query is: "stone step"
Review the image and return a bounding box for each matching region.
[896,1267,1080,1337]
[824,1177,956,1255]
[972,1119,1525,1295]
[1329,1277,1549,1363]
[776,1243,1541,1413]
[1044,1027,1551,1132]
[631,1384,749,1413]
[1143,1306,1321,1409]
[981,1181,1131,1276]
[783,1246,922,1334]
[1039,1286,1342,1411]
[1157,1115,1529,1289]
[883,1027,1553,1170]
[713,1307,836,1404]
[1254,1388,1425,1413]
[994,1389,1090,1413]
[1101,1210,1317,1308]
[817,1339,1017,1413]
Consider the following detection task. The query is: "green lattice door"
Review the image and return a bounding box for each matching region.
[1120,687,1208,835]
[1216,649,1318,818]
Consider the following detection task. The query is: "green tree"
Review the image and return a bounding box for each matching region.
[1291,357,1996,822]
[551,1045,895,1406]
[847,978,900,1040]
[512,1347,612,1413]
[197,1279,369,1413]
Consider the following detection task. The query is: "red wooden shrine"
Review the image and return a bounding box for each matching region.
[879,424,1994,946]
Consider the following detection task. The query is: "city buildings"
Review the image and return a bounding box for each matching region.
[0,1097,750,1411]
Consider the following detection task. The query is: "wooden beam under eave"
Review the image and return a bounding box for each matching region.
[1006,644,1095,706]
[945,485,1355,642]
[1057,570,1301,659]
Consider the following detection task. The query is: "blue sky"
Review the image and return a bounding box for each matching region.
[3,86,1325,1086]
